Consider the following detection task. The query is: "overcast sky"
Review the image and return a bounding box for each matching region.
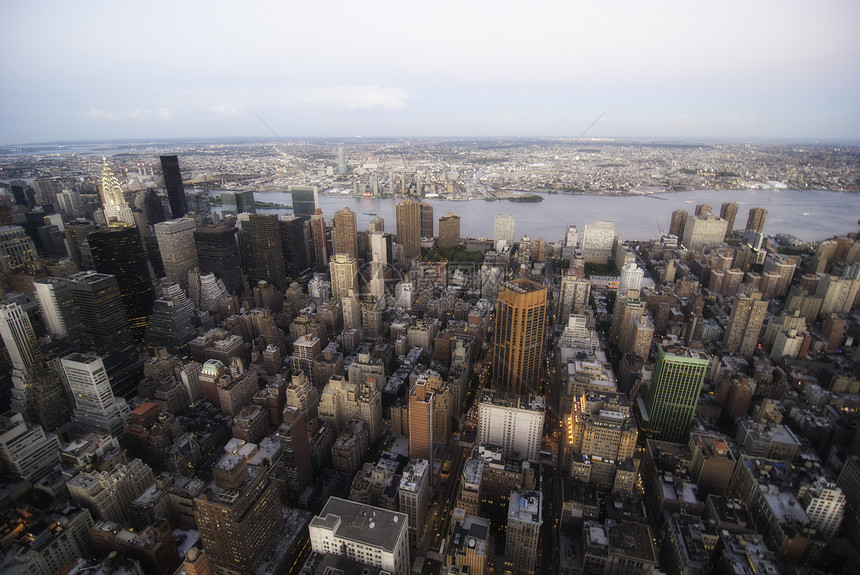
[2,0,859,144]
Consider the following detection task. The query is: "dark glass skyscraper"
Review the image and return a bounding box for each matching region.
[144,188,166,225]
[88,226,154,341]
[194,225,244,294]
[289,185,318,221]
[248,214,286,289]
[160,155,187,218]
[279,215,309,278]
[68,271,143,398]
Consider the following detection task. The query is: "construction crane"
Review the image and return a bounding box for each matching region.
[655,215,663,236]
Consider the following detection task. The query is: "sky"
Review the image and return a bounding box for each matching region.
[1,0,859,144]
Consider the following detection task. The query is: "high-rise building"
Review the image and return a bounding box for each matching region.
[194,454,282,574]
[408,377,434,461]
[618,262,644,296]
[1,299,73,431]
[396,199,421,259]
[154,218,198,291]
[337,147,346,175]
[720,202,739,234]
[33,277,84,344]
[493,279,547,397]
[420,202,434,238]
[369,216,384,233]
[309,497,410,575]
[669,210,688,239]
[398,459,430,549]
[0,225,39,274]
[159,155,187,218]
[682,212,729,250]
[505,490,542,574]
[247,214,287,289]
[145,283,197,355]
[144,188,167,225]
[61,353,131,436]
[0,411,61,482]
[88,226,154,340]
[477,391,545,464]
[194,225,244,294]
[100,157,135,227]
[797,479,846,539]
[289,185,319,221]
[333,207,358,259]
[279,215,310,278]
[723,291,768,357]
[309,209,328,268]
[581,221,615,264]
[638,343,709,442]
[68,271,143,398]
[220,190,255,215]
[746,207,767,233]
[279,406,313,500]
[494,214,515,247]
[329,253,359,304]
[438,212,460,249]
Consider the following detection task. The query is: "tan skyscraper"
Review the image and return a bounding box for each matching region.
[155,217,198,290]
[493,279,547,397]
[746,207,767,233]
[723,291,768,357]
[408,377,434,461]
[396,199,421,259]
[329,253,359,304]
[333,207,358,259]
[438,212,460,249]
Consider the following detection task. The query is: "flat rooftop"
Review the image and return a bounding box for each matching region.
[310,497,407,552]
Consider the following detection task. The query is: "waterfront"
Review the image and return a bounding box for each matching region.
[211,189,860,243]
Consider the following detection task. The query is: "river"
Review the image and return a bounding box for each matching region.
[209,189,860,243]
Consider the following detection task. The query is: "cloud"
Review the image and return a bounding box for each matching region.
[86,106,172,120]
[726,112,756,125]
[287,85,413,110]
[498,113,518,125]
[210,104,249,118]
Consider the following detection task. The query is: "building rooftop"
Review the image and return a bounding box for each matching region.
[509,490,542,525]
[310,497,407,552]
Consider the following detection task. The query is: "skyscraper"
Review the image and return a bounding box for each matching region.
[220,190,255,216]
[88,226,154,340]
[337,147,346,175]
[720,202,739,233]
[438,212,460,249]
[278,215,309,278]
[0,225,39,274]
[493,279,547,397]
[681,212,729,250]
[194,225,244,294]
[420,202,434,238]
[333,207,358,259]
[494,214,515,247]
[408,377,434,461]
[309,209,328,268]
[723,291,768,358]
[581,221,615,264]
[289,185,319,221]
[33,277,84,345]
[745,207,767,233]
[143,188,167,225]
[194,454,282,574]
[100,157,135,227]
[61,353,131,436]
[159,155,187,218]
[279,406,313,501]
[329,253,359,303]
[246,214,287,289]
[638,343,709,442]
[68,271,143,398]
[396,199,421,259]
[1,300,72,431]
[155,218,198,291]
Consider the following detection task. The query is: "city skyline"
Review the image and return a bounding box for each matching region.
[2,1,860,145]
